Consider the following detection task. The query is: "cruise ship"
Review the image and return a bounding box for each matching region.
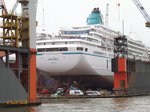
[36,8,150,89]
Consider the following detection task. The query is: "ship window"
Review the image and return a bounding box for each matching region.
[77,47,83,51]
[107,60,108,69]
[55,42,63,45]
[37,48,45,52]
[60,47,68,51]
[46,42,52,45]
[85,48,88,52]
[45,47,68,52]
[53,48,59,51]
[93,51,106,56]
[37,43,43,45]
[68,42,74,44]
[75,42,81,44]
[46,48,59,51]
[46,48,51,51]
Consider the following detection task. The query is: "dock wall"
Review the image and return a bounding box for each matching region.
[0,59,27,103]
[128,60,150,94]
[112,58,150,95]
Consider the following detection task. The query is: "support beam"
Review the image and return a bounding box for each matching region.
[29,48,36,102]
[5,50,9,67]
[112,58,128,95]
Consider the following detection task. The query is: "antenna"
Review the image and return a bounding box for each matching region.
[11,1,19,14]
[117,2,120,21]
[42,0,45,31]
[105,3,109,26]
[122,20,124,36]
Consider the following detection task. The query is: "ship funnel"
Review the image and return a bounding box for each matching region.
[87,7,103,25]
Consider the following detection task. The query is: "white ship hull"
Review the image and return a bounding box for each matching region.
[37,50,113,76]
[36,24,117,84]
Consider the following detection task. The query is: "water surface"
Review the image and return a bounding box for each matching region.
[1,96,150,112]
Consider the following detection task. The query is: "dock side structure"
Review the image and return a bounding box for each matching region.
[112,36,150,96]
[0,0,38,104]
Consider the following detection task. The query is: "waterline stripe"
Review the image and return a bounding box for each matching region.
[62,52,111,59]
[37,54,43,55]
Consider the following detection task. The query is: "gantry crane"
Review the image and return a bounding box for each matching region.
[132,0,150,27]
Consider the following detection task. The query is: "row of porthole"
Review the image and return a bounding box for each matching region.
[37,47,88,52]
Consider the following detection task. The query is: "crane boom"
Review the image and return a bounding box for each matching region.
[0,0,7,15]
[11,2,19,14]
[132,0,150,27]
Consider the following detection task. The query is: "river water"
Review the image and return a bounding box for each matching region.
[1,96,150,112]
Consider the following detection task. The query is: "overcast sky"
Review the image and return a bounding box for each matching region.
[5,0,150,45]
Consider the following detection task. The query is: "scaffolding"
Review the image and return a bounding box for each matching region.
[0,8,31,103]
[114,36,128,58]
[0,13,29,48]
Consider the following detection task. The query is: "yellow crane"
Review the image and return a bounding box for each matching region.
[0,0,7,15]
[132,0,150,27]
[0,0,29,48]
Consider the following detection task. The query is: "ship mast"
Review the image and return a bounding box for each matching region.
[42,0,45,31]
[105,3,109,26]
